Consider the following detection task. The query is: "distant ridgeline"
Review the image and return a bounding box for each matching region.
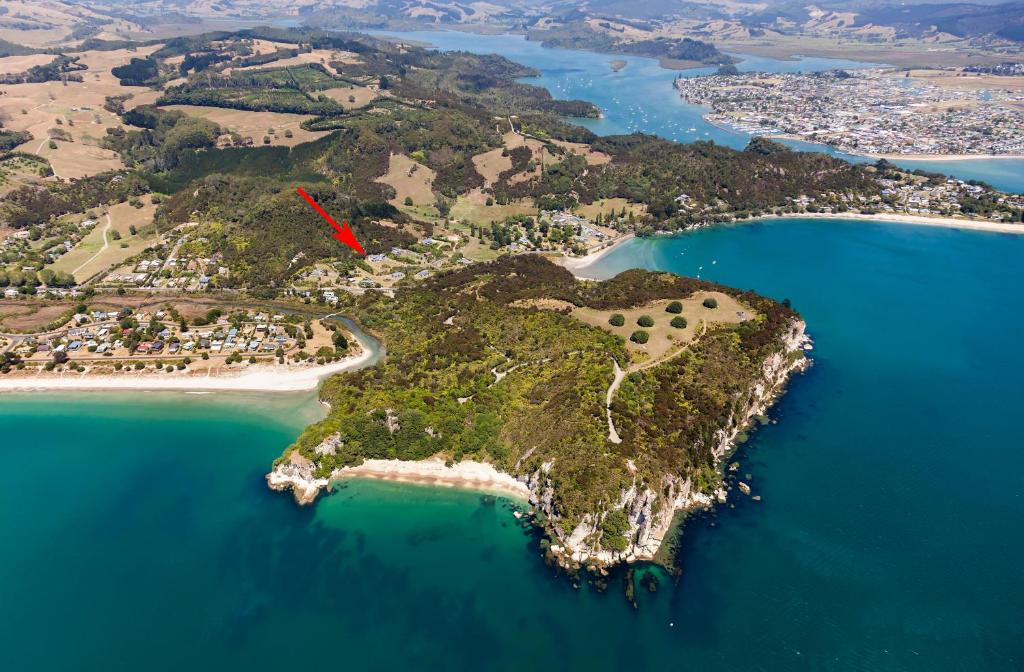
[526,23,733,65]
[272,255,809,565]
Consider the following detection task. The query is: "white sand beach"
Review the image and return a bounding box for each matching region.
[556,233,635,272]
[336,457,530,500]
[759,211,1024,234]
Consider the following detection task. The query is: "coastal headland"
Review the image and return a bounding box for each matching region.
[267,255,811,567]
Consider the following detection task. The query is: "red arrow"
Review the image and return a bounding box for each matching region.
[296,187,366,256]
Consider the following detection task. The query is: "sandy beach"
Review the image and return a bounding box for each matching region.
[555,233,635,272]
[757,211,1024,234]
[0,337,375,393]
[335,458,530,500]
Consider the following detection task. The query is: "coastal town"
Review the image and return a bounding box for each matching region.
[675,68,1024,158]
[0,303,357,379]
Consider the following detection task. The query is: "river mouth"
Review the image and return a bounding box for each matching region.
[369,28,1024,193]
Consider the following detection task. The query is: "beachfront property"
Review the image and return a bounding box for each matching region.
[5,308,337,370]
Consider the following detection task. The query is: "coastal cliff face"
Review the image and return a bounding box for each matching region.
[526,318,809,566]
[266,257,810,568]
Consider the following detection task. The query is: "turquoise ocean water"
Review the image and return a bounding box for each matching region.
[3,30,1024,672]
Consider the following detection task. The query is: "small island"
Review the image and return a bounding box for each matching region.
[268,256,810,566]
[609,59,627,72]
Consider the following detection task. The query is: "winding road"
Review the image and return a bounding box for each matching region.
[71,213,112,278]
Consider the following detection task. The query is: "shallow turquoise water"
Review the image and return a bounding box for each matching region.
[372,29,1024,193]
[3,218,1023,670]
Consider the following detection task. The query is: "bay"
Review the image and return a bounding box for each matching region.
[371,29,1024,193]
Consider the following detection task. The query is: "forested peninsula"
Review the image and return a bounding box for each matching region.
[269,256,810,565]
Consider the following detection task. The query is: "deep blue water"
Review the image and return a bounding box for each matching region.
[372,30,1024,193]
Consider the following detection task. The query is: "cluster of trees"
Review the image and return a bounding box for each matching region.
[0,55,85,85]
[0,130,31,152]
[103,106,220,172]
[158,86,344,116]
[111,57,160,86]
[154,175,410,290]
[0,268,75,289]
[0,171,149,230]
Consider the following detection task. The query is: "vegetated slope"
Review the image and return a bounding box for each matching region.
[155,176,412,293]
[274,255,808,563]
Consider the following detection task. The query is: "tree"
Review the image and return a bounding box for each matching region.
[637,315,654,328]
[702,297,718,309]
[52,351,69,365]
[601,509,630,552]
[630,330,649,344]
[608,313,625,327]
[404,196,413,206]
[666,301,683,314]
[670,316,687,329]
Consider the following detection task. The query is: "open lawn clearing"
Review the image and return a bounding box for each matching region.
[501,130,557,184]
[124,89,163,109]
[161,105,329,147]
[48,198,160,283]
[472,147,513,188]
[376,153,436,206]
[0,54,55,75]
[552,139,612,166]
[0,302,74,332]
[450,188,537,227]
[320,85,379,110]
[571,292,751,371]
[0,154,48,197]
[33,140,122,180]
[575,198,647,221]
[232,49,364,73]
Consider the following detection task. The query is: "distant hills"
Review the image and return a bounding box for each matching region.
[3,0,1024,52]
